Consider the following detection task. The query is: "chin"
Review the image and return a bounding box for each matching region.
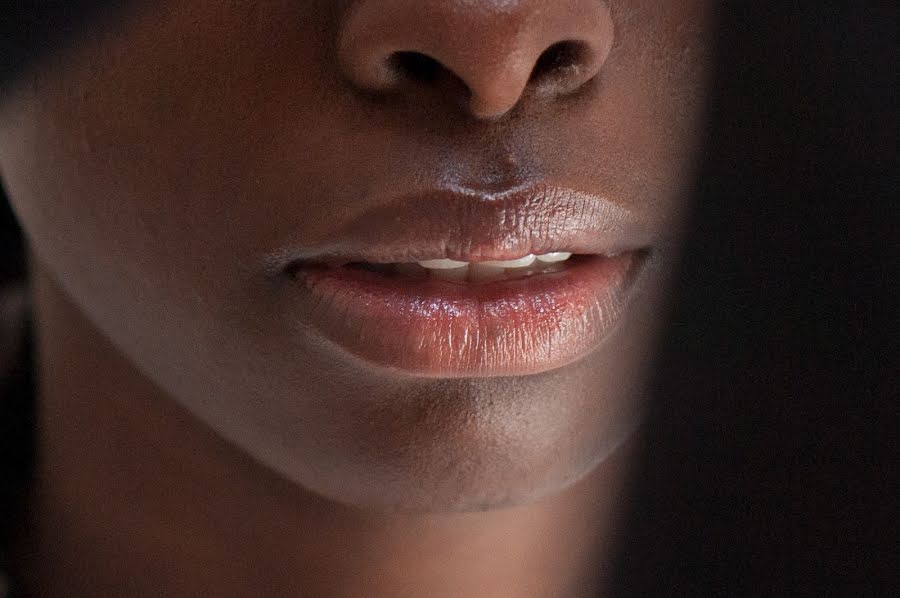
[240,365,646,514]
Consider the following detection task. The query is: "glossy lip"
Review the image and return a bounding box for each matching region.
[273,184,655,377]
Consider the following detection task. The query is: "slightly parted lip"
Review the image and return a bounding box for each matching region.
[266,183,652,269]
[269,183,654,377]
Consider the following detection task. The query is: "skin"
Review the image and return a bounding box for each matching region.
[0,1,713,596]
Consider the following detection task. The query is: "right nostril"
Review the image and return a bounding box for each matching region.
[530,40,592,86]
[390,51,445,85]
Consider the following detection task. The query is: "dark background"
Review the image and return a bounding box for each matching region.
[0,194,24,282]
[607,4,897,595]
[2,2,897,596]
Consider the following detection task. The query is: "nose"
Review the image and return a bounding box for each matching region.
[337,0,615,120]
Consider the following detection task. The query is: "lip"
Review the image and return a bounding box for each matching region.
[274,184,654,377]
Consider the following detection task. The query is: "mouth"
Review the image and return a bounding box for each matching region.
[275,184,654,377]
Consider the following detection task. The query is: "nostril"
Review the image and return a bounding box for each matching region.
[390,51,445,85]
[338,1,614,117]
[530,40,593,86]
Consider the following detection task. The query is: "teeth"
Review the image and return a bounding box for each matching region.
[479,254,537,268]
[535,252,573,263]
[403,252,575,282]
[417,258,469,270]
[417,253,570,270]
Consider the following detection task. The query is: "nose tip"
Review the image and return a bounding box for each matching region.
[337,0,615,120]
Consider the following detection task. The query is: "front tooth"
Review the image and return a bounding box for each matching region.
[418,258,470,270]
[479,254,536,268]
[536,252,573,263]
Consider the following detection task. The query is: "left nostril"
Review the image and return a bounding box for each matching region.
[390,51,444,85]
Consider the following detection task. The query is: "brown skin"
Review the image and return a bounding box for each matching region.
[0,1,713,596]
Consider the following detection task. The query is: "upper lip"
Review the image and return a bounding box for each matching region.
[270,183,651,269]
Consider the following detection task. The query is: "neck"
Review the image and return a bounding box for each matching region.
[14,263,635,598]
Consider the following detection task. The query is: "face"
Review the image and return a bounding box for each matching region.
[0,0,713,511]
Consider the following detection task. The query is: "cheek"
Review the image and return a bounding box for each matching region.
[608,0,715,214]
[0,1,320,371]
[0,42,281,464]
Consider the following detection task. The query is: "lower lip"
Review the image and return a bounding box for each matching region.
[287,252,647,377]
